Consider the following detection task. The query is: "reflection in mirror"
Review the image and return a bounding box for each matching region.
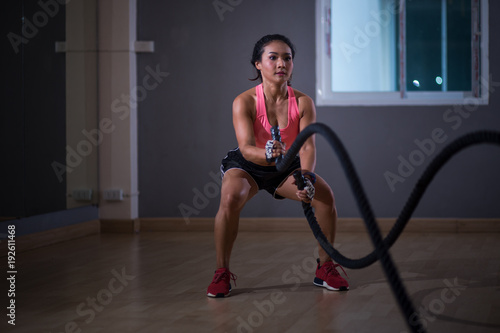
[0,0,98,222]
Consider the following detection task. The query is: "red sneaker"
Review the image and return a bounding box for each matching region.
[314,260,349,291]
[207,268,237,298]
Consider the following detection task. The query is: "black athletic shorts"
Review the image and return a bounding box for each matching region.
[220,148,301,199]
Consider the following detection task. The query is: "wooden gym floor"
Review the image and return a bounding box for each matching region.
[1,229,500,333]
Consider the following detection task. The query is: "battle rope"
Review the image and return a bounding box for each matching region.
[275,123,500,333]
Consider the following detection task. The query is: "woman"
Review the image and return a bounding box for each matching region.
[207,34,348,298]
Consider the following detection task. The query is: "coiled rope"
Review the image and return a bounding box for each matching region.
[275,123,500,333]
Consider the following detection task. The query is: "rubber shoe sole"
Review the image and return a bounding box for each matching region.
[207,285,232,298]
[313,277,349,291]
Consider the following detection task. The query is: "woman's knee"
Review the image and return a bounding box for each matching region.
[313,179,336,210]
[219,191,247,213]
[218,171,257,213]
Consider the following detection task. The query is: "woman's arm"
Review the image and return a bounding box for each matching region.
[232,93,285,165]
[297,94,317,174]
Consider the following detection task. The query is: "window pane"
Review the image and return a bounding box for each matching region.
[330,0,472,94]
[447,0,471,91]
[406,0,443,91]
[406,0,471,92]
[330,0,398,92]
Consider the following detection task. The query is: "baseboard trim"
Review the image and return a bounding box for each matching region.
[0,219,100,256]
[2,217,497,257]
[100,219,140,233]
[139,217,500,233]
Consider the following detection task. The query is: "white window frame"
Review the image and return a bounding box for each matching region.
[315,0,489,106]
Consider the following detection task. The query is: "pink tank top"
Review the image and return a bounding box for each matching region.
[253,83,300,150]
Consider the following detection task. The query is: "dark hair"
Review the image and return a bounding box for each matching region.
[249,34,296,83]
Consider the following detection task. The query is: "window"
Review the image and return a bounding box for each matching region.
[315,0,489,106]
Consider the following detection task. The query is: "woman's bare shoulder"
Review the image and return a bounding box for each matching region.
[233,86,257,112]
[292,88,315,110]
[292,88,312,101]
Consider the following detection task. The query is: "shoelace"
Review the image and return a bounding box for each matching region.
[324,262,349,279]
[213,270,238,287]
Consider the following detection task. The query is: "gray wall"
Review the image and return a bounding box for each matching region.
[137,0,500,219]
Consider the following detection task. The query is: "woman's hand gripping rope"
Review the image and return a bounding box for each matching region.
[292,170,315,202]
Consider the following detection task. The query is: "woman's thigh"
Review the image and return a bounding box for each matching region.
[219,169,259,210]
[275,172,335,206]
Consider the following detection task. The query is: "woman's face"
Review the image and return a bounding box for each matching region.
[255,40,294,85]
